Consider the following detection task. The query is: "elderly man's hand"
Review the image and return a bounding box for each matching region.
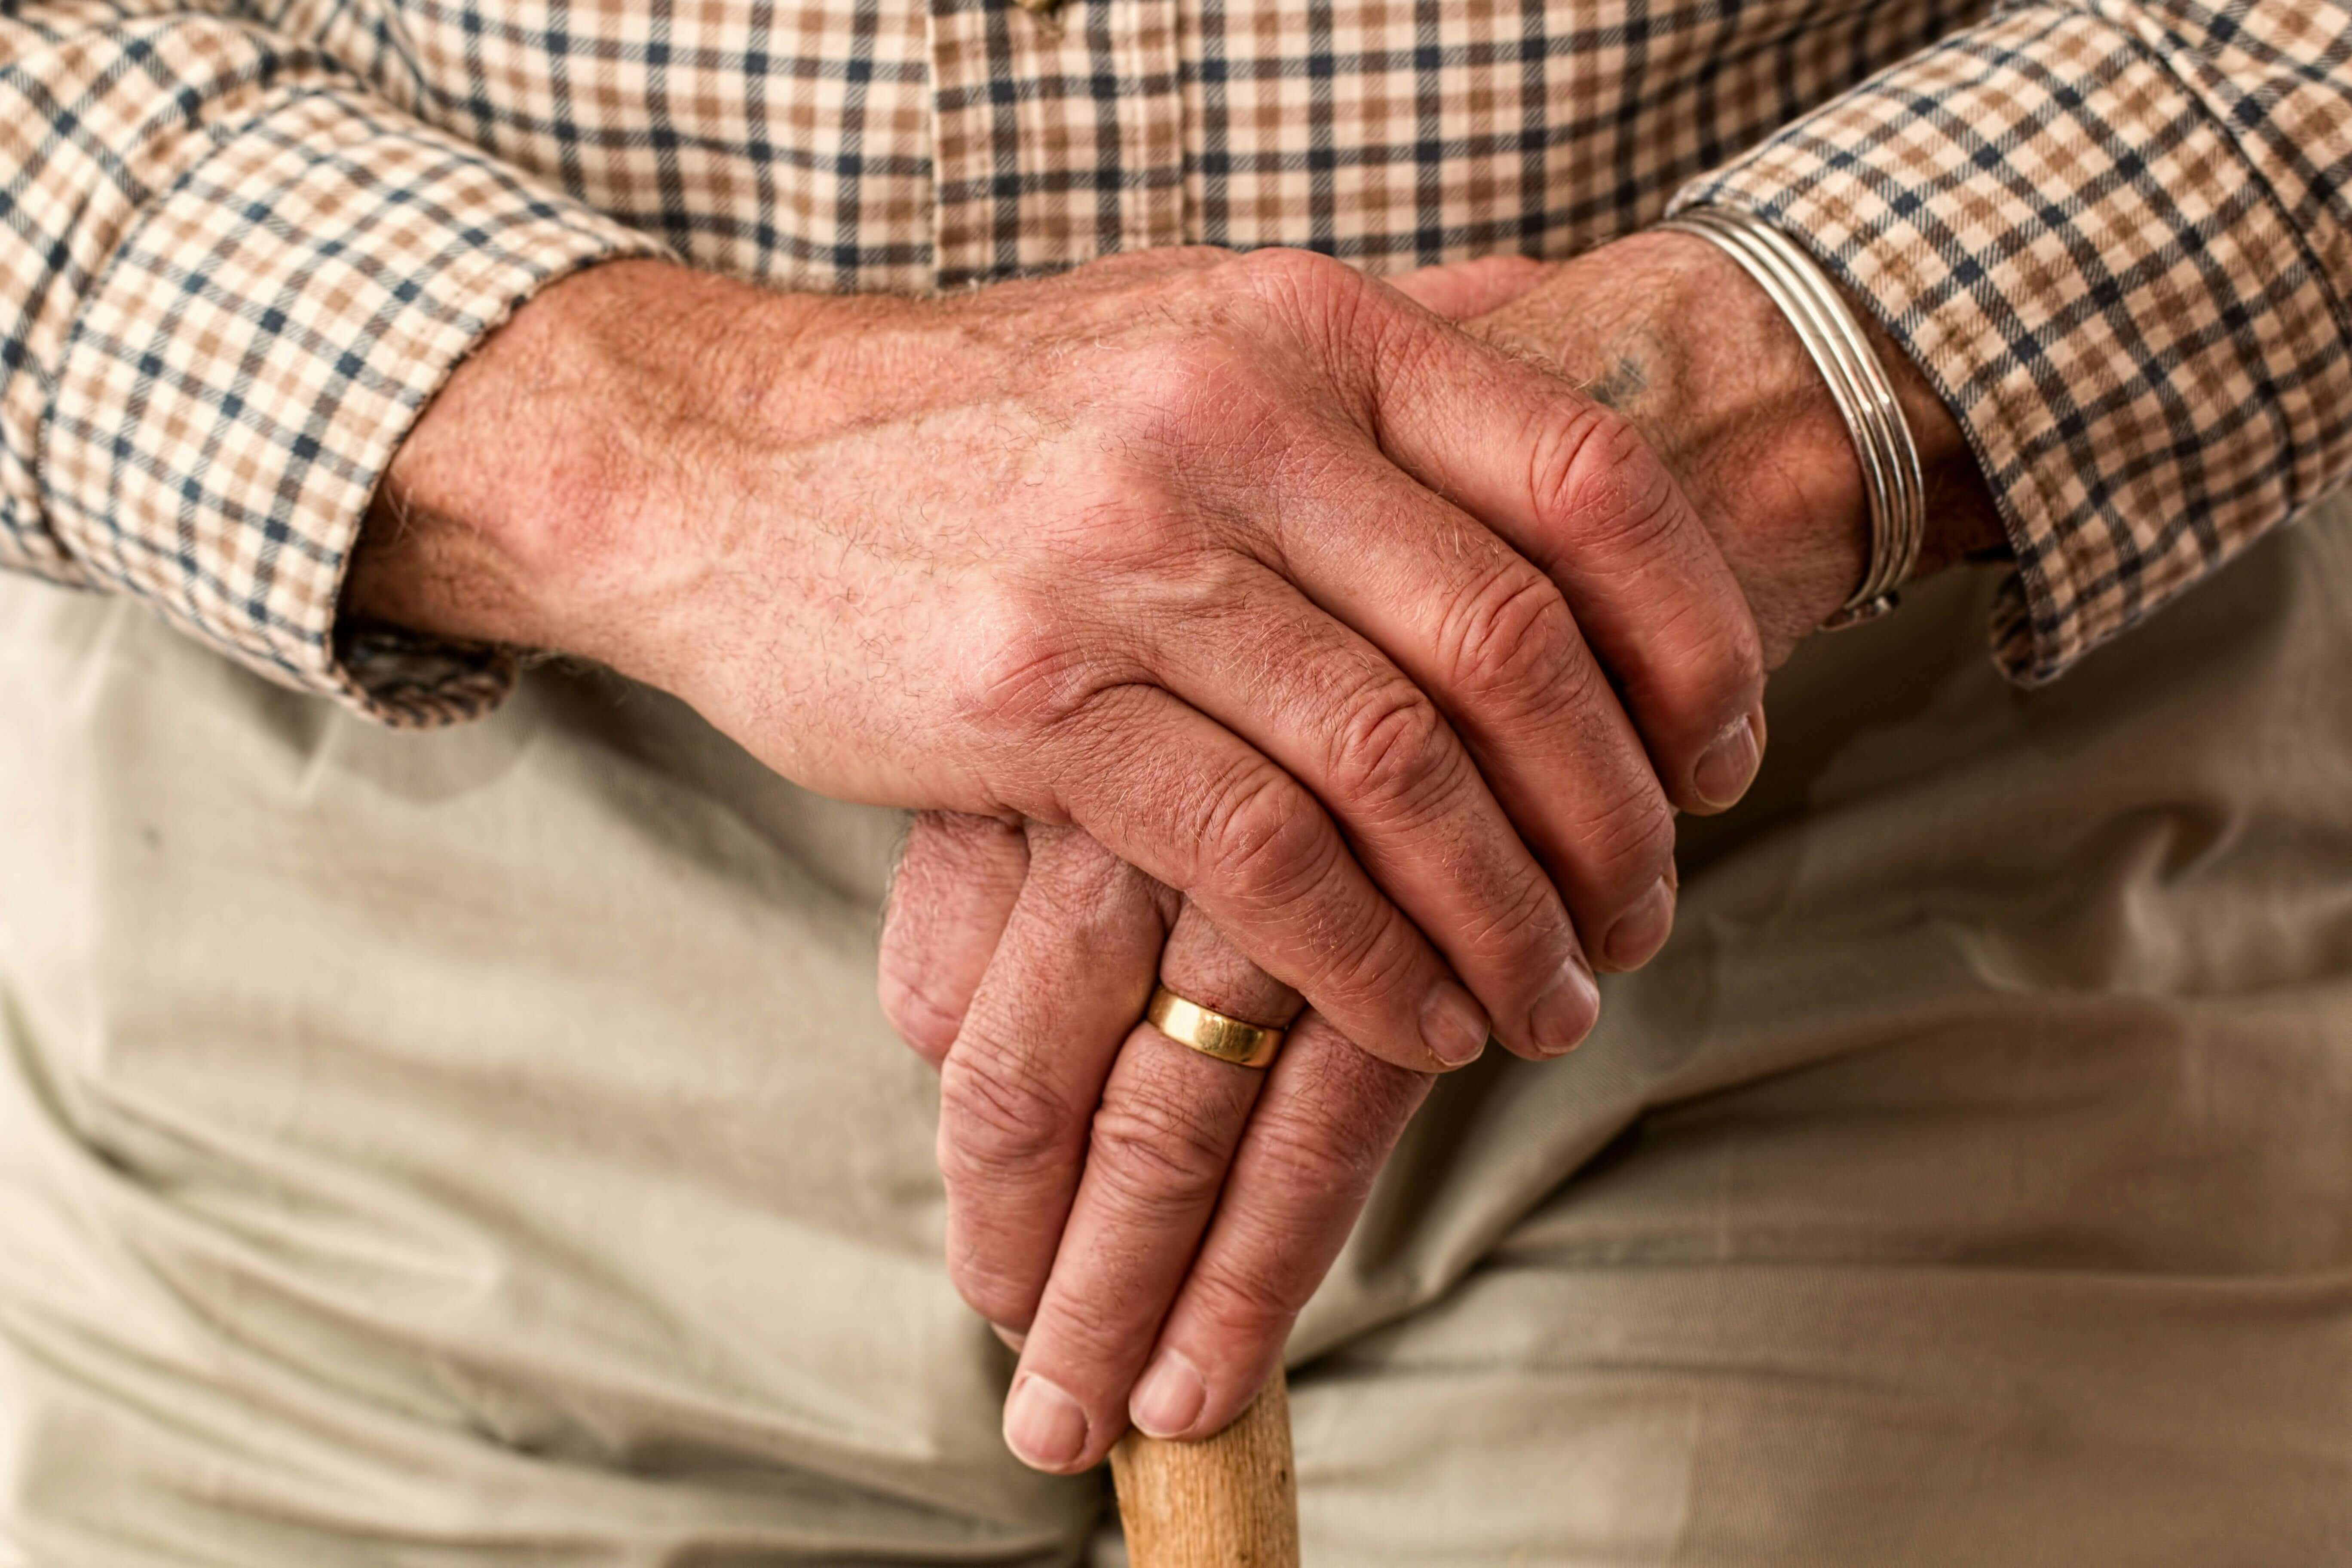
[350,246,1769,1075]
[882,231,2008,1473]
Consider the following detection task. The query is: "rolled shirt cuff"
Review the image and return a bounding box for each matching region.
[1671,4,2352,685]
[40,86,670,726]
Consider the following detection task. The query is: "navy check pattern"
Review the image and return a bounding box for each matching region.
[1682,0,2352,683]
[3,0,2348,719]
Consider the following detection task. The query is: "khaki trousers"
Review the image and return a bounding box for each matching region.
[3,497,2351,1565]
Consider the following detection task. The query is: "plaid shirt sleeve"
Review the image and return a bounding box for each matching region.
[0,1,665,724]
[1676,0,2352,686]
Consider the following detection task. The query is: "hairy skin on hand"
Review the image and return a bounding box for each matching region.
[346,246,1783,1077]
[350,236,2009,1475]
[870,235,2017,1470]
[1470,230,2008,668]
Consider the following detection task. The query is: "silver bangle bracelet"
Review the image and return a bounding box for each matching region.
[1653,205,1925,630]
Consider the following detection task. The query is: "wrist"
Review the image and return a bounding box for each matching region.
[1471,230,2006,663]
[343,258,828,690]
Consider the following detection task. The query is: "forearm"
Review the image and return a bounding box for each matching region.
[344,259,812,688]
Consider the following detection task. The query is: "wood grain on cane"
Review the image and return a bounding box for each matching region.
[1110,1369,1299,1568]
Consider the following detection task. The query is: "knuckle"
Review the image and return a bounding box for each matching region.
[1719,615,1766,704]
[1690,586,1766,696]
[1035,1283,1133,1364]
[1453,867,1575,971]
[1230,249,1386,369]
[1323,679,1463,830]
[1239,1104,1381,1199]
[965,628,1167,780]
[1200,765,1338,913]
[1314,900,1427,1014]
[1185,1254,1306,1341]
[1521,407,1764,743]
[1154,547,1271,627]
[961,592,1096,735]
[1570,781,1678,893]
[1531,405,1683,557]
[1026,822,1147,916]
[937,1051,1083,1185]
[1653,609,1766,736]
[944,1240,1042,1331]
[1230,245,1358,309]
[1295,1041,1436,1133]
[876,967,963,1066]
[1595,564,1765,740]
[1479,641,1674,897]
[1085,1093,1234,1216]
[1130,334,1262,434]
[1440,566,1582,716]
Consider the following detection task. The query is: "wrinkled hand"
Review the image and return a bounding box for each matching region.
[882,233,2008,1473]
[886,812,1418,1473]
[353,245,1770,1075]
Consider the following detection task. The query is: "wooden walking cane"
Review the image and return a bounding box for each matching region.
[1110,1366,1298,1567]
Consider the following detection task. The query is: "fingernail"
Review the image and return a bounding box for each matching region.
[1419,980,1490,1067]
[1604,876,1675,971]
[990,1323,1027,1353]
[1693,710,1764,810]
[1529,956,1601,1056]
[1130,1349,1207,1438]
[1004,1373,1089,1471]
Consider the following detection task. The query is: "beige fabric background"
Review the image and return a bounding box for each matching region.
[2,495,2349,1563]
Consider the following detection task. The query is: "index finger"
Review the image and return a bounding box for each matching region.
[1001,904,1301,1473]
[1366,297,1767,819]
[935,827,1172,1335]
[1126,1011,1432,1443]
[1046,681,1494,1075]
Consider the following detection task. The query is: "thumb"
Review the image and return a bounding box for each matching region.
[1382,254,1552,320]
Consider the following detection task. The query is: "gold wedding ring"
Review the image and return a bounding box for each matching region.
[1145,986,1284,1069]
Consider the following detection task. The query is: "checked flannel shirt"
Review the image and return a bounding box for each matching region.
[2,0,2349,724]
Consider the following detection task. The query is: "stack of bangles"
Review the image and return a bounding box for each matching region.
[1145,209,1922,1077]
[1655,205,1926,627]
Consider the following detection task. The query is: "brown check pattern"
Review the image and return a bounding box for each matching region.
[1,0,2346,720]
